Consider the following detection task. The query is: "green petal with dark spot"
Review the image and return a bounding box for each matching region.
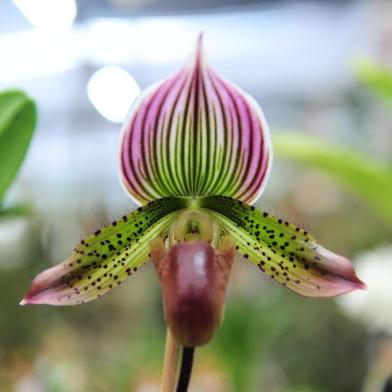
[199,196,365,297]
[21,197,189,306]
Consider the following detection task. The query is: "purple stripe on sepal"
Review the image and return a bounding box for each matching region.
[120,34,272,205]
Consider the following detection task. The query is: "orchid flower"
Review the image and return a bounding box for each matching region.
[21,35,365,389]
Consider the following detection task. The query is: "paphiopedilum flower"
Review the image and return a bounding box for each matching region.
[22,36,365,350]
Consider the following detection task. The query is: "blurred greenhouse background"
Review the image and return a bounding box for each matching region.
[1,0,392,391]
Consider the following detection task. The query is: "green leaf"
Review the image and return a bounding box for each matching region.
[0,90,37,201]
[273,132,392,225]
[21,197,189,306]
[356,59,392,103]
[199,196,365,297]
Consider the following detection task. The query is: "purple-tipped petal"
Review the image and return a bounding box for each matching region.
[120,34,272,205]
[21,197,187,306]
[200,196,366,297]
[21,257,83,306]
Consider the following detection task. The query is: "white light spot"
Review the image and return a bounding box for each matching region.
[87,65,141,124]
[13,0,77,31]
[194,251,207,285]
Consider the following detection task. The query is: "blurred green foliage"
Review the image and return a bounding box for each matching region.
[0,90,36,208]
[211,290,367,392]
[273,132,392,225]
[273,57,392,227]
[356,59,392,103]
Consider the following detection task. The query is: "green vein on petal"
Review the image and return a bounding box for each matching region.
[21,197,189,306]
[199,195,365,297]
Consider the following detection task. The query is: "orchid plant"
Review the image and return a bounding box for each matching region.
[22,36,365,391]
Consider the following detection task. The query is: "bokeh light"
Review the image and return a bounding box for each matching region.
[87,65,141,123]
[13,0,77,31]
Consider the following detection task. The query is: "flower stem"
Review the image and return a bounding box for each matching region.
[176,346,195,392]
[161,327,179,392]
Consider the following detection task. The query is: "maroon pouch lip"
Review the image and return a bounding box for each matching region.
[152,240,234,347]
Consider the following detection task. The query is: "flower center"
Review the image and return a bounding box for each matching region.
[173,210,214,243]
